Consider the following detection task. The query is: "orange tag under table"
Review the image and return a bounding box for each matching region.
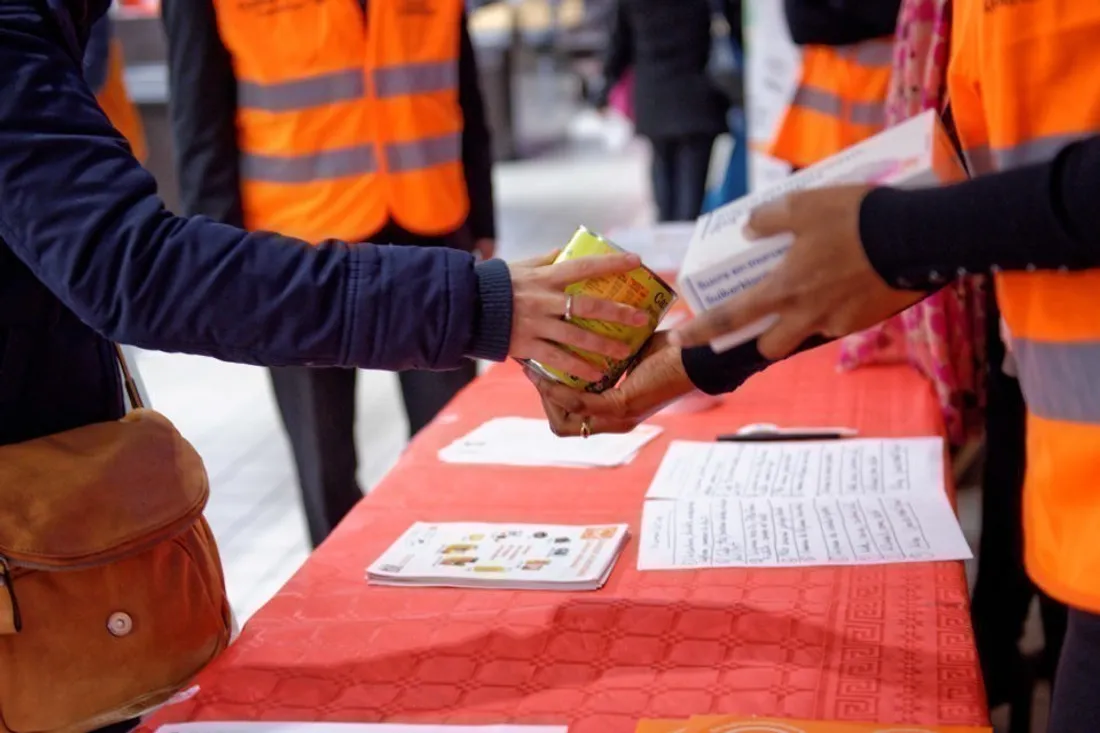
[144,345,988,732]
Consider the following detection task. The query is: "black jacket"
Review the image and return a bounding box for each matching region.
[160,0,496,248]
[783,0,902,46]
[597,0,735,140]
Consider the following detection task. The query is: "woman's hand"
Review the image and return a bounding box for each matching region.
[508,251,650,382]
[527,333,696,436]
[671,186,924,360]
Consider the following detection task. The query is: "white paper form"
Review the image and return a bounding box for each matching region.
[645,438,946,501]
[439,417,662,468]
[160,725,567,733]
[638,494,972,570]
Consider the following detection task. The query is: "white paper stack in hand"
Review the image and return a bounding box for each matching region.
[438,417,662,468]
[367,522,630,591]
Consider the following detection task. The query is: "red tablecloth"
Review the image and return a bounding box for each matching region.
[146,345,988,731]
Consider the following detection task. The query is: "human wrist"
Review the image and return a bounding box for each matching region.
[469,259,513,362]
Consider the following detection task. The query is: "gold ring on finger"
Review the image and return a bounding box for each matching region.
[580,416,592,439]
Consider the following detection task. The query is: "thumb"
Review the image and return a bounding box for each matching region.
[745,195,797,240]
[514,249,561,268]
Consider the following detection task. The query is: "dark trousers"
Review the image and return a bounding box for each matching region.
[269,361,478,548]
[970,289,1067,706]
[1050,607,1100,732]
[649,135,715,222]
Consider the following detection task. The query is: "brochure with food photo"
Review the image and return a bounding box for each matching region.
[367,522,630,591]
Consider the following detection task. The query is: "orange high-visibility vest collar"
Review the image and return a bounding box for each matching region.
[949,0,1100,613]
[770,39,893,169]
[95,38,148,164]
[211,0,470,243]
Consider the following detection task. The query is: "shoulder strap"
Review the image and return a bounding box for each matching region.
[114,344,146,411]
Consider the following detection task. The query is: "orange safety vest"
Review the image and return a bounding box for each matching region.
[210,0,470,243]
[770,39,893,168]
[949,0,1100,613]
[95,38,148,164]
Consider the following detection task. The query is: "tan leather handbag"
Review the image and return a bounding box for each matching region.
[0,349,232,733]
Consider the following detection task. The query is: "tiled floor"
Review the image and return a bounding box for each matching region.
[133,115,654,621]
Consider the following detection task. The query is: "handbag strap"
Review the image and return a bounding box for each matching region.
[113,344,146,411]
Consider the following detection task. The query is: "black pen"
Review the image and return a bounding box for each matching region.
[718,432,852,442]
[717,424,859,443]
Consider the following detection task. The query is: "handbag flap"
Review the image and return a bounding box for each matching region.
[0,409,208,568]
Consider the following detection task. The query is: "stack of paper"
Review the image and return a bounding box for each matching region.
[439,417,662,468]
[367,522,630,591]
[636,716,990,732]
[638,438,973,571]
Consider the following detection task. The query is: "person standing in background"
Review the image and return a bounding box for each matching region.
[594,0,735,223]
[770,0,901,169]
[83,10,147,163]
[162,0,498,548]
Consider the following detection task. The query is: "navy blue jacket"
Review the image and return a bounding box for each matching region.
[0,0,512,447]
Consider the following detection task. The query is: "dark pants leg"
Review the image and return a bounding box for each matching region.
[650,139,676,222]
[670,135,716,221]
[398,360,479,437]
[970,289,1067,705]
[269,366,362,548]
[650,136,716,222]
[1049,608,1100,732]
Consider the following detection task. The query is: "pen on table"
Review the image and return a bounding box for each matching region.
[717,423,860,443]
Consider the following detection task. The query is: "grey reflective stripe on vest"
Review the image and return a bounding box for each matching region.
[385,132,461,172]
[791,85,842,116]
[238,69,365,112]
[849,100,886,127]
[835,39,894,69]
[373,61,458,99]
[966,133,1088,175]
[790,86,883,126]
[1013,338,1100,424]
[964,145,995,176]
[994,133,1088,170]
[241,144,379,183]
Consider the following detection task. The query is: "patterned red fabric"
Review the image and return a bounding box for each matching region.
[143,345,988,732]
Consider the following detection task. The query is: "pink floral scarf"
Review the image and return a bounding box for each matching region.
[837,0,988,446]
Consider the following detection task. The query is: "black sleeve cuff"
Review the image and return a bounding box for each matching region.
[681,336,831,395]
[469,259,513,362]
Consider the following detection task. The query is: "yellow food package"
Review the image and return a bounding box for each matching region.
[523,226,677,393]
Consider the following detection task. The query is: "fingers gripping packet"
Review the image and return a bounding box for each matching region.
[678,109,969,353]
[523,226,678,393]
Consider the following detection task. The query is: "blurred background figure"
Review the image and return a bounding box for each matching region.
[83,12,147,164]
[162,0,496,548]
[593,0,740,222]
[770,0,900,170]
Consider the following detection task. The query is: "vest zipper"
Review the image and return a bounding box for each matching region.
[0,556,23,633]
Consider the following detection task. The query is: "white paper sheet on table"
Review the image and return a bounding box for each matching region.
[438,417,662,468]
[645,438,946,500]
[638,493,972,570]
[158,724,568,733]
[637,437,972,570]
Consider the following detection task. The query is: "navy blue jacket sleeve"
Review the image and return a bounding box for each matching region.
[0,3,513,369]
[82,14,109,93]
